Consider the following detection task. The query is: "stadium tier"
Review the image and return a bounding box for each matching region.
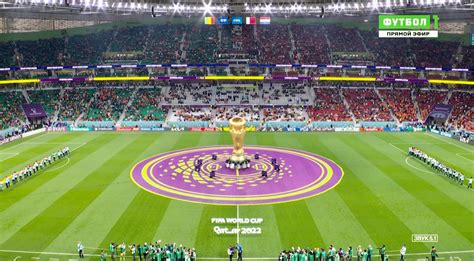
[0,6,473,261]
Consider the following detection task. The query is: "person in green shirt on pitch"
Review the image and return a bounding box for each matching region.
[100,250,107,261]
[309,249,315,261]
[431,246,438,261]
[109,243,116,261]
[378,245,386,261]
[367,245,373,261]
[320,249,326,261]
[362,250,368,261]
[119,242,126,261]
[347,246,353,261]
[315,248,321,261]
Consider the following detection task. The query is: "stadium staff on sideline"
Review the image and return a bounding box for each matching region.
[430,246,438,261]
[236,243,243,261]
[228,245,234,261]
[367,244,373,261]
[77,241,85,258]
[400,244,406,261]
[378,245,386,261]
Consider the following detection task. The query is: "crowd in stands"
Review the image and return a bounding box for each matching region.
[378,89,418,122]
[0,42,16,67]
[409,147,471,188]
[169,107,213,122]
[325,25,366,53]
[58,88,96,121]
[262,106,307,122]
[0,91,26,129]
[215,106,260,122]
[165,84,214,105]
[358,30,412,66]
[144,25,185,64]
[185,26,219,64]
[0,24,472,68]
[0,86,472,133]
[126,87,167,121]
[447,91,474,132]
[216,86,259,105]
[0,147,70,191]
[257,24,292,64]
[307,87,351,122]
[343,88,392,121]
[414,90,448,121]
[84,88,132,121]
[291,25,330,64]
[28,89,60,117]
[65,31,115,65]
[410,39,459,68]
[261,84,310,105]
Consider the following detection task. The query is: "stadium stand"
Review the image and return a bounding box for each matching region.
[291,25,330,64]
[84,87,132,121]
[307,87,352,122]
[58,87,97,122]
[378,89,418,122]
[415,89,448,121]
[448,91,474,132]
[342,88,392,121]
[27,89,60,117]
[0,91,27,129]
[125,87,167,121]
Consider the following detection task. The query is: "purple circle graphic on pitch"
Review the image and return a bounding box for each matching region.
[130,146,344,205]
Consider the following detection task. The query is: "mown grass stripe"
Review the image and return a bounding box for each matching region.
[379,133,474,211]
[265,134,326,249]
[0,133,103,212]
[97,132,204,252]
[193,132,245,257]
[42,133,168,254]
[0,133,87,176]
[152,133,224,248]
[316,134,419,252]
[357,134,474,245]
[292,133,375,248]
[0,134,137,249]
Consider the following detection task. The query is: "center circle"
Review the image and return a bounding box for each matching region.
[130,146,344,205]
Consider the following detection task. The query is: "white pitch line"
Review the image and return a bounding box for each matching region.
[1,249,472,259]
[456,153,474,163]
[0,133,48,152]
[389,143,407,154]
[426,133,474,153]
[405,157,436,175]
[237,204,240,244]
[45,157,71,173]
[70,142,86,152]
[0,152,19,162]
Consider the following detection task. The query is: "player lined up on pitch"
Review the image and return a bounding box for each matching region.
[80,241,197,261]
[278,244,440,261]
[408,147,472,188]
[0,146,70,191]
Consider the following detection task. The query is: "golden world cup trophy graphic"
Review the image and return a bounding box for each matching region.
[227,116,250,170]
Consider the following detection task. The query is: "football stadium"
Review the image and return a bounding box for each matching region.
[0,0,473,260]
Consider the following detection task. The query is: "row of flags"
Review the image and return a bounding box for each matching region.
[204,16,271,25]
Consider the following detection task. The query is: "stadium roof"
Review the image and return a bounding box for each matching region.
[0,0,473,20]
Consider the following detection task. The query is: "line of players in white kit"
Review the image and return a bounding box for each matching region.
[0,146,70,191]
[408,147,472,188]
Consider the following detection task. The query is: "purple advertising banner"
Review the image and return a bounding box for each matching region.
[22,103,48,119]
[425,103,452,123]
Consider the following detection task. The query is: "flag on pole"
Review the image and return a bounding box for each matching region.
[259,16,271,25]
[204,16,215,25]
[246,16,256,25]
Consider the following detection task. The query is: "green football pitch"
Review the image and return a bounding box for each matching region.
[0,131,472,260]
